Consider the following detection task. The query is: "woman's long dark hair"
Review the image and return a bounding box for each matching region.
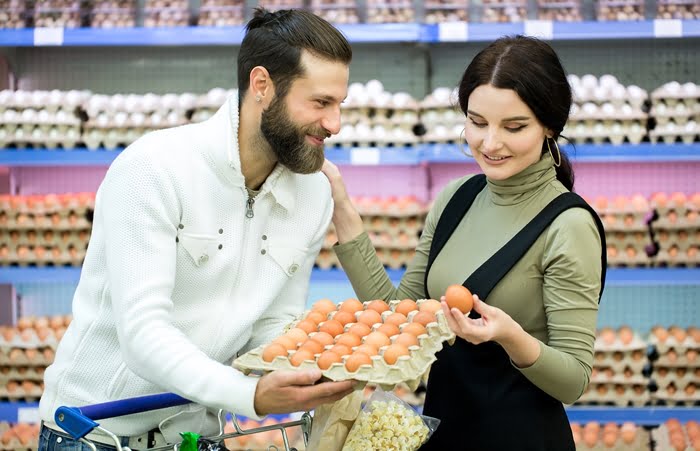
[458,35,575,191]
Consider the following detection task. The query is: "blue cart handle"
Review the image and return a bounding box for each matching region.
[55,393,191,440]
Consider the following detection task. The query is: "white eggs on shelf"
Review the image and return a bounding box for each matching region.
[21,108,37,124]
[166,111,180,126]
[601,102,616,118]
[95,113,110,128]
[113,111,128,128]
[141,93,159,113]
[365,79,384,97]
[610,84,628,107]
[130,112,146,127]
[599,74,619,90]
[161,93,179,112]
[110,94,126,114]
[206,88,228,107]
[582,102,598,117]
[681,82,698,96]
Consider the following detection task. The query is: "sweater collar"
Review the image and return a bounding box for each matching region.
[486,152,557,206]
[204,93,294,212]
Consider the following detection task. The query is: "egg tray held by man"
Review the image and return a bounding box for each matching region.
[233,298,456,391]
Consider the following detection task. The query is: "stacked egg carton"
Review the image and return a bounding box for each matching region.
[257,0,304,12]
[649,82,699,145]
[0,422,41,450]
[81,92,194,150]
[589,195,654,267]
[480,0,527,22]
[571,422,650,451]
[564,74,647,146]
[317,196,426,270]
[143,0,189,27]
[222,416,305,451]
[0,315,70,402]
[596,0,644,20]
[309,0,360,24]
[652,419,700,451]
[190,88,235,123]
[33,0,86,28]
[578,327,650,406]
[537,0,582,21]
[420,87,463,144]
[197,0,244,27]
[0,89,86,149]
[656,0,700,19]
[235,297,455,391]
[0,193,93,267]
[648,326,700,406]
[365,0,415,23]
[650,192,700,267]
[327,80,420,148]
[0,0,29,28]
[424,0,469,23]
[88,0,136,28]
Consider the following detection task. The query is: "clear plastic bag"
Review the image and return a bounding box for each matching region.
[342,387,440,451]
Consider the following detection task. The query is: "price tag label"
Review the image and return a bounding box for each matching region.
[524,20,553,40]
[653,20,682,38]
[350,148,380,165]
[18,407,40,423]
[438,22,468,42]
[34,27,64,46]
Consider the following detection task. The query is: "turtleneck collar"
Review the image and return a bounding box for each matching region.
[486,152,558,206]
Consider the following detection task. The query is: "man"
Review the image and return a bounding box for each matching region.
[39,7,353,450]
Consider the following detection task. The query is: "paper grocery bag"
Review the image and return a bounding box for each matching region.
[306,390,363,451]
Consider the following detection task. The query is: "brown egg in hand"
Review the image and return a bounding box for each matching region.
[445,284,473,313]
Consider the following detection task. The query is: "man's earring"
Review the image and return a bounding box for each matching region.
[255,95,261,103]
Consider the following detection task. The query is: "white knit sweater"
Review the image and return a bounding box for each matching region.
[39,94,333,438]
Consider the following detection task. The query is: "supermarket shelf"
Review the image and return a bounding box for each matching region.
[1,143,699,167]
[565,407,700,426]
[0,402,39,423]
[1,267,698,286]
[1,20,698,47]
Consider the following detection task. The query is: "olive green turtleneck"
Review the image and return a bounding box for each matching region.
[334,153,602,404]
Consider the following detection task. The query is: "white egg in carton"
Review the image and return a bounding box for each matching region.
[310,0,360,25]
[0,1,28,29]
[480,0,528,22]
[234,300,456,392]
[424,0,469,24]
[537,0,582,21]
[596,0,645,21]
[366,0,415,23]
[656,0,700,19]
[198,0,245,27]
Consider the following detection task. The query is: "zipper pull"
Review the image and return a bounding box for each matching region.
[246,197,255,218]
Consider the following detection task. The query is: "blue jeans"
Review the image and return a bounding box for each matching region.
[39,425,129,451]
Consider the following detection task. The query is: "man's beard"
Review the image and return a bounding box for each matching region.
[259,95,328,174]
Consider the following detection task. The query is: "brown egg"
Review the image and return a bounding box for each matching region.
[418,299,442,314]
[305,310,327,325]
[401,322,427,337]
[295,319,318,335]
[339,298,364,314]
[685,383,696,396]
[364,331,391,349]
[290,349,315,367]
[395,299,418,317]
[317,351,342,370]
[309,331,334,347]
[670,326,687,343]
[347,322,371,338]
[319,319,344,337]
[354,344,379,357]
[583,429,598,447]
[688,327,700,343]
[670,435,686,451]
[599,327,616,345]
[384,312,408,327]
[618,326,634,345]
[272,335,297,351]
[1,328,15,342]
[17,317,32,331]
[666,418,682,432]
[63,315,72,327]
[383,344,410,365]
[285,328,308,344]
[332,310,356,327]
[344,352,372,372]
[299,339,324,355]
[412,311,436,327]
[444,285,473,313]
[329,344,351,357]
[620,422,636,444]
[312,298,337,316]
[366,300,390,314]
[34,317,49,329]
[55,327,66,341]
[357,309,382,328]
[335,333,362,349]
[667,350,678,363]
[262,343,288,362]
[393,332,419,348]
[602,430,617,447]
[376,323,400,338]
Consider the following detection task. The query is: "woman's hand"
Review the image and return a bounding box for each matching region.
[321,159,364,243]
[440,294,515,345]
[321,159,351,207]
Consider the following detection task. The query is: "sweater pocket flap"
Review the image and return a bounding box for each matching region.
[179,233,218,267]
[267,242,308,277]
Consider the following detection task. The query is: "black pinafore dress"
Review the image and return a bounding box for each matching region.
[419,175,606,451]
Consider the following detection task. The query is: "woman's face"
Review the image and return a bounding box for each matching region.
[464,84,550,181]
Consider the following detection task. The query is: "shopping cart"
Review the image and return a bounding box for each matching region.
[54,393,313,451]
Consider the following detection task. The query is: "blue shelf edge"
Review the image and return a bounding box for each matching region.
[1,20,699,46]
[1,143,699,167]
[565,407,700,425]
[0,402,39,423]
[2,267,698,286]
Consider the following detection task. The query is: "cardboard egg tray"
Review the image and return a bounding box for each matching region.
[654,249,699,267]
[654,352,700,368]
[600,213,649,232]
[368,232,419,250]
[315,249,340,269]
[234,300,456,392]
[0,229,90,248]
[606,251,653,268]
[651,389,700,406]
[0,347,54,367]
[593,353,647,373]
[362,217,425,237]
[376,249,415,269]
[652,367,697,388]
[578,383,650,406]
[650,334,700,355]
[649,130,699,145]
[590,370,648,385]
[2,215,91,232]
[651,424,699,451]
[573,427,650,451]
[605,231,652,248]
[0,427,40,451]
[0,385,43,402]
[654,230,699,252]
[0,329,60,349]
[0,367,44,385]
[653,215,700,231]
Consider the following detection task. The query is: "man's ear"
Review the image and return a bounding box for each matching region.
[249,66,273,102]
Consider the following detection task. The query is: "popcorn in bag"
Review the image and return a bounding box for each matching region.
[342,388,440,451]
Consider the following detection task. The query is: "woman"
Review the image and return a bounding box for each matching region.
[322,35,606,450]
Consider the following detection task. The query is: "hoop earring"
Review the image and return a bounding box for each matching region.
[547,137,561,167]
[458,128,473,158]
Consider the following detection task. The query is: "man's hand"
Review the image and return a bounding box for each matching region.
[253,369,356,416]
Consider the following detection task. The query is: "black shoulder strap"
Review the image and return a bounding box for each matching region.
[424,174,487,295]
[426,177,607,303]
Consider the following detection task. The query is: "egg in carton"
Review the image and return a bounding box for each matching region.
[650,326,700,355]
[590,366,649,386]
[651,422,700,451]
[234,299,456,392]
[651,382,699,406]
[653,366,697,389]
[654,229,698,253]
[574,422,651,451]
